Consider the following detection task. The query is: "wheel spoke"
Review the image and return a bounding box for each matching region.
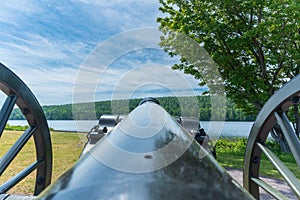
[0,64,52,195]
[250,177,289,200]
[0,126,36,176]
[244,76,300,199]
[0,160,43,193]
[257,142,300,198]
[274,112,300,168]
[0,95,17,137]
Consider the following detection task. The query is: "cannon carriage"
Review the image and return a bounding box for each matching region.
[0,63,299,199]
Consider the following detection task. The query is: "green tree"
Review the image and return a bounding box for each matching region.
[157,0,299,115]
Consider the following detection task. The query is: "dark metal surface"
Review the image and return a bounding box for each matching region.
[244,75,300,199]
[39,102,253,200]
[0,63,52,195]
[0,95,17,137]
[0,126,37,176]
[0,160,43,193]
[176,117,200,135]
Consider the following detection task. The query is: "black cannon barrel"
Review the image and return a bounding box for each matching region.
[38,101,253,200]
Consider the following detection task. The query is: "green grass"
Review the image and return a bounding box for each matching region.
[215,137,247,169]
[0,131,298,195]
[215,137,300,180]
[51,131,86,182]
[0,130,86,195]
[4,124,29,131]
[5,124,54,131]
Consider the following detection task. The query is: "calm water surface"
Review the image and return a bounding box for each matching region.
[8,120,253,138]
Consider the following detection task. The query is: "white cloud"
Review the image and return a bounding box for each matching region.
[9,67,78,105]
[0,1,41,25]
[71,62,203,104]
[72,0,161,30]
[0,33,89,105]
[0,1,205,106]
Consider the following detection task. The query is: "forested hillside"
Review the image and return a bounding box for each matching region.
[9,96,255,121]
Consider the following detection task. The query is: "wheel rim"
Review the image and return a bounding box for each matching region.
[244,75,300,199]
[0,63,52,195]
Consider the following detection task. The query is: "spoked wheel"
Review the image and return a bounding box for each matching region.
[0,63,52,195]
[244,75,300,199]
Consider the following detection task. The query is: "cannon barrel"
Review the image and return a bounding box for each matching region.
[38,100,253,200]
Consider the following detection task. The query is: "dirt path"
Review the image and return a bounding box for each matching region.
[226,168,297,200]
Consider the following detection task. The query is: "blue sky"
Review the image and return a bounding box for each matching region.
[0,0,205,105]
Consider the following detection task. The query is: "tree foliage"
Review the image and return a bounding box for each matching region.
[157,0,300,115]
[9,96,254,121]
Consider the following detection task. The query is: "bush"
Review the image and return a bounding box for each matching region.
[5,123,54,131]
[5,123,29,131]
[215,137,247,154]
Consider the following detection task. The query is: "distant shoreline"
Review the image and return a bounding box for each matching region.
[9,96,256,121]
[7,120,254,137]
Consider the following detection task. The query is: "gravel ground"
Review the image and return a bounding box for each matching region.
[226,168,297,200]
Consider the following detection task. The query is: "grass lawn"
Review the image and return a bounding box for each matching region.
[0,131,298,195]
[0,130,86,195]
[215,137,300,179]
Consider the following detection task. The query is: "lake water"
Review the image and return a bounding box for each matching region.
[8,120,254,138]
